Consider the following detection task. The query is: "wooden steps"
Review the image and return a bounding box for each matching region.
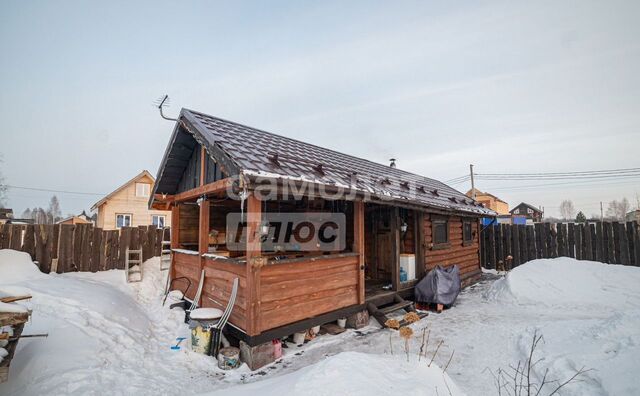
[366,293,419,327]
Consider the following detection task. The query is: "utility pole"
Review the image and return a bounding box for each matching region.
[469,164,476,199]
[600,201,604,221]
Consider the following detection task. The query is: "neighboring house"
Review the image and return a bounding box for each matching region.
[91,170,171,230]
[0,208,13,225]
[150,108,495,366]
[627,209,640,223]
[466,188,510,215]
[57,210,94,225]
[510,202,543,223]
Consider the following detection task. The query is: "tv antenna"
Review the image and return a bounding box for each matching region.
[154,94,179,122]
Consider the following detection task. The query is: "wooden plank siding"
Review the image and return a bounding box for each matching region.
[258,254,359,333]
[423,214,481,286]
[171,251,201,301]
[201,256,248,331]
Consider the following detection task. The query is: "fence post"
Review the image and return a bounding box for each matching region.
[504,225,512,268]
[518,225,527,263]
[512,225,521,266]
[583,223,592,261]
[633,222,640,266]
[595,222,604,262]
[496,224,504,267]
[619,223,630,265]
[488,224,496,269]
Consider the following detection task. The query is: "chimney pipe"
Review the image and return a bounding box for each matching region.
[389,158,396,168]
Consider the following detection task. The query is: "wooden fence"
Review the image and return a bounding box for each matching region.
[0,224,170,273]
[480,221,640,269]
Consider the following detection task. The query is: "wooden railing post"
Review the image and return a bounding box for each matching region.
[245,192,262,335]
[353,200,365,304]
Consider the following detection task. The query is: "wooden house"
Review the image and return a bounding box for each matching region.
[466,188,509,215]
[57,210,94,225]
[150,109,495,353]
[91,170,171,230]
[510,202,543,223]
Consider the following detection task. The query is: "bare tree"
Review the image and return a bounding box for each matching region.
[606,198,630,221]
[21,208,32,219]
[559,200,576,220]
[47,195,62,223]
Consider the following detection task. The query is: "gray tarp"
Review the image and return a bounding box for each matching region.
[414,265,461,306]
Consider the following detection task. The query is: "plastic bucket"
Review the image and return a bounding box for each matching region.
[189,308,223,354]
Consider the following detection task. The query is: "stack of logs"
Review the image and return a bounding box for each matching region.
[0,295,32,383]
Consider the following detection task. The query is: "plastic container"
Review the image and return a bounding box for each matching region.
[217,347,241,370]
[400,267,408,282]
[189,308,223,354]
[337,318,347,328]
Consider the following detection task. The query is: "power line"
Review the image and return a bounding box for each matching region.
[6,185,105,196]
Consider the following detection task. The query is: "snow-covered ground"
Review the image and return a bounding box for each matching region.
[1,249,639,395]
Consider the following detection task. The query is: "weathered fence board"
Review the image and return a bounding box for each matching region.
[0,223,167,274]
[481,221,639,269]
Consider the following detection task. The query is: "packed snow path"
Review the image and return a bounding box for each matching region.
[1,249,639,395]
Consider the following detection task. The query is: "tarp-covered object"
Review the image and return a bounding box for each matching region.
[415,265,461,306]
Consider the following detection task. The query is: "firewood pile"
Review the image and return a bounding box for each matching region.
[0,295,32,384]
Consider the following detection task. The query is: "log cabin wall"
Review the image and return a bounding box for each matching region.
[257,254,359,333]
[423,214,481,286]
[401,210,415,254]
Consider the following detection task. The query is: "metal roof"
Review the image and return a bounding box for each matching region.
[156,108,495,216]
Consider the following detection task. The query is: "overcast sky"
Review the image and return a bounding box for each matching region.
[1,1,639,218]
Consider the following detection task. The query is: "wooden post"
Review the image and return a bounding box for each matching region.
[633,222,640,266]
[518,225,527,263]
[495,224,504,266]
[488,224,496,269]
[199,146,207,186]
[595,222,604,262]
[245,192,262,336]
[575,225,582,260]
[567,223,575,258]
[619,222,629,265]
[612,222,621,264]
[392,207,401,291]
[583,223,593,261]
[526,225,536,260]
[353,200,365,304]
[198,197,210,304]
[504,224,512,268]
[512,225,520,267]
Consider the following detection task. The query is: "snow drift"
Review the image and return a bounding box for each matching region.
[486,257,640,307]
[203,351,463,396]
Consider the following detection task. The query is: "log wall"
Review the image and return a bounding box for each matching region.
[423,215,481,285]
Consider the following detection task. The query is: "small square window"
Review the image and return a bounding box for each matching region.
[136,183,150,197]
[152,215,166,228]
[463,220,473,244]
[116,214,132,228]
[432,216,449,247]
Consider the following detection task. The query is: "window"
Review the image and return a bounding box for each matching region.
[527,208,534,214]
[463,220,473,245]
[135,183,150,197]
[116,214,132,228]
[432,216,449,248]
[514,209,520,214]
[152,215,166,228]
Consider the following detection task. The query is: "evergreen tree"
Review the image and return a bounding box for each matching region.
[575,211,587,223]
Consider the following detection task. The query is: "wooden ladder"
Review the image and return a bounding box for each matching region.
[125,248,143,283]
[160,240,171,271]
[367,293,425,327]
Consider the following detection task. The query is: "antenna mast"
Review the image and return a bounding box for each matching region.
[155,94,179,122]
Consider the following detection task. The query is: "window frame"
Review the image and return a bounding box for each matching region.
[116,213,132,228]
[135,182,150,198]
[431,215,450,249]
[462,219,474,246]
[152,214,166,228]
